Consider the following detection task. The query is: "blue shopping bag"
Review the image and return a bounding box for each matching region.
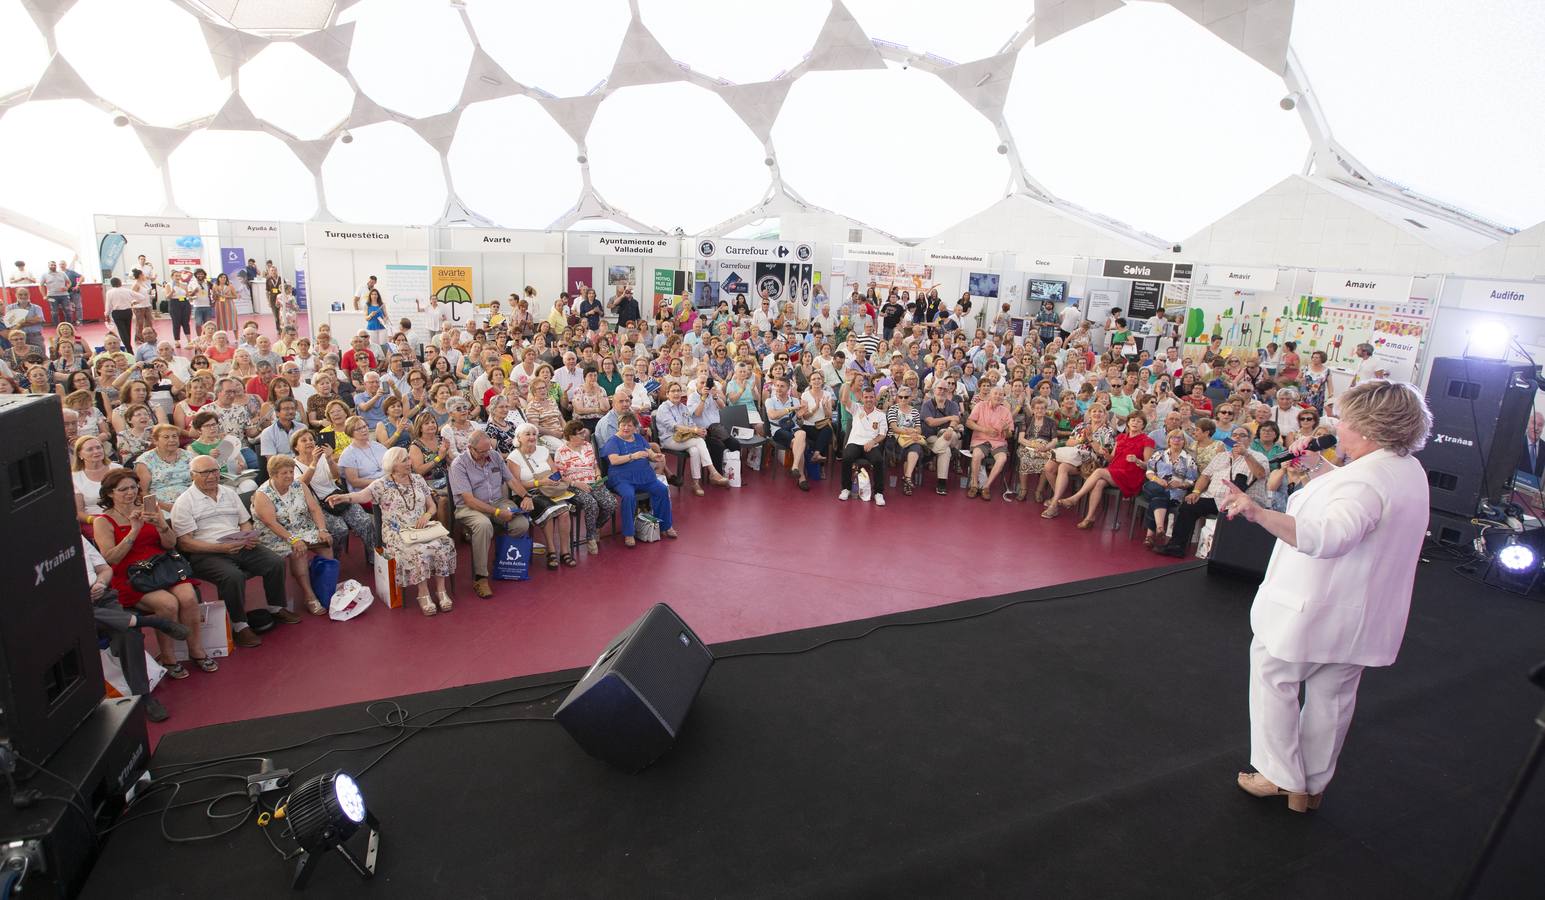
[493,534,532,582]
[309,555,340,603]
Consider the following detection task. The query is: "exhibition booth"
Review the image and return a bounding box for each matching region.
[93,214,305,316]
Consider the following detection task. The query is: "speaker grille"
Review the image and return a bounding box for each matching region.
[613,606,712,732]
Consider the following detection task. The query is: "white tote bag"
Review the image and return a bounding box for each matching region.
[722,450,742,487]
[329,579,375,621]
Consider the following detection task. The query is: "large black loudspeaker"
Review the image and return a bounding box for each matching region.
[1207,514,1277,583]
[555,603,713,773]
[0,395,104,764]
[1415,357,1536,516]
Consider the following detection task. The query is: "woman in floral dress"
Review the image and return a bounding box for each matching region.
[328,446,456,617]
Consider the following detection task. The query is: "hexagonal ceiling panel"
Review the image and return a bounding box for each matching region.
[844,0,1031,63]
[238,42,353,140]
[56,0,231,127]
[169,130,317,220]
[639,0,829,84]
[1292,0,1545,228]
[0,100,163,229]
[464,0,629,98]
[321,120,446,223]
[340,0,473,119]
[449,96,582,229]
[1005,1,1309,239]
[196,0,337,34]
[774,65,1010,237]
[0,0,49,98]
[587,81,769,233]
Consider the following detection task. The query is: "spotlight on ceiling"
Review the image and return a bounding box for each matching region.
[111,111,129,127]
[279,770,379,889]
[340,130,354,144]
[996,143,1008,155]
[577,153,588,164]
[1279,93,1298,111]
[763,157,774,167]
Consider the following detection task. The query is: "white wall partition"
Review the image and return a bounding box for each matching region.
[302,223,430,342]
[430,227,565,319]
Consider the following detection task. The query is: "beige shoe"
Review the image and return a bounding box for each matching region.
[1236,772,1310,812]
[586,538,599,554]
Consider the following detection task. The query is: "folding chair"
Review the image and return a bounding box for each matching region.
[720,404,768,474]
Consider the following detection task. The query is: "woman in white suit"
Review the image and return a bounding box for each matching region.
[1218,380,1432,812]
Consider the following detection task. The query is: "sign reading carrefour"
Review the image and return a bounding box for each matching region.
[695,239,813,261]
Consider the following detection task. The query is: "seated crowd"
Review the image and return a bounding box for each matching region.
[3,275,1351,722]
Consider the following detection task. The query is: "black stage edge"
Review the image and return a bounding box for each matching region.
[83,563,1545,899]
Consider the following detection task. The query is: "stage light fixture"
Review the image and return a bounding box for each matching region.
[1498,537,1536,572]
[1465,322,1511,360]
[279,770,379,890]
[1279,93,1298,110]
[340,130,354,145]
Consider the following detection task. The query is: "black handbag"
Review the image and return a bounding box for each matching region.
[127,551,194,593]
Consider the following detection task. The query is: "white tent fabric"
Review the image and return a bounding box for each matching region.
[0,0,1539,262]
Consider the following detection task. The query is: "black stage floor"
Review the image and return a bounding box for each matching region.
[83,561,1545,899]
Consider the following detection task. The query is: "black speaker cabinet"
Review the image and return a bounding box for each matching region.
[0,395,104,764]
[1416,357,1536,516]
[1207,514,1278,583]
[554,603,713,773]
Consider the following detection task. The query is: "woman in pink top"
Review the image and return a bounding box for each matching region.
[965,383,1013,501]
[553,420,618,555]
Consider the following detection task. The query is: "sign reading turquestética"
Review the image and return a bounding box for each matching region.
[1309,270,1413,304]
[1101,259,1175,282]
[304,224,426,249]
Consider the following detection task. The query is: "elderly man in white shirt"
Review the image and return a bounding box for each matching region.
[171,456,298,648]
[1217,381,1432,812]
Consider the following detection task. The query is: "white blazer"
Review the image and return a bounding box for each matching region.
[1250,448,1429,667]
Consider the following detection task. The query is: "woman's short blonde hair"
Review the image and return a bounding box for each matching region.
[266,454,296,477]
[1336,380,1431,455]
[343,415,368,437]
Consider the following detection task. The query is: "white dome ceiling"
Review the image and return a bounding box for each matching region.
[1,0,1539,247]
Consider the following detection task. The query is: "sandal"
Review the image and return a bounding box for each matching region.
[193,655,219,673]
[161,659,189,679]
[966,484,979,498]
[306,598,325,616]
[586,538,599,554]
[1076,519,1095,529]
[546,554,560,570]
[437,591,454,613]
[625,536,636,548]
[901,477,913,496]
[418,595,438,617]
[562,553,578,568]
[663,528,679,539]
[1041,506,1060,519]
[797,474,810,492]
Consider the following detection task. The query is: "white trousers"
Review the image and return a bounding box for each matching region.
[1248,634,1364,795]
[662,436,713,479]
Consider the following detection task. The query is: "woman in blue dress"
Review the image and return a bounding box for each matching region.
[601,412,677,547]
[364,288,388,354]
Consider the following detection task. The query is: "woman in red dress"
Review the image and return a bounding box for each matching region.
[1059,411,1157,530]
[91,469,215,679]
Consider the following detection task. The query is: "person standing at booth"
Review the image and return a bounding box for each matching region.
[1216,381,1431,813]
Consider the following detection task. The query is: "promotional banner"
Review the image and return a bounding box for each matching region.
[716,260,752,307]
[1309,270,1413,304]
[788,263,814,317]
[588,234,676,257]
[429,265,472,304]
[167,235,203,268]
[754,262,788,303]
[220,247,246,278]
[567,266,594,297]
[1161,279,1190,314]
[1087,289,1121,325]
[1456,278,1545,317]
[865,261,935,294]
[293,247,307,311]
[1367,312,1428,384]
[1128,281,1162,319]
[1183,284,1260,352]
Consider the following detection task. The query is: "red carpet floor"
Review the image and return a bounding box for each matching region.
[145,474,1176,742]
[49,316,1177,742]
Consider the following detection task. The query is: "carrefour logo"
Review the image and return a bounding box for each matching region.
[698,239,716,258]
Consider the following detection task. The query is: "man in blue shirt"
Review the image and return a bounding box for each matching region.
[448,430,531,598]
[6,288,46,350]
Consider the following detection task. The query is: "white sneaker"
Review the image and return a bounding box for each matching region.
[838,489,850,501]
[874,493,886,507]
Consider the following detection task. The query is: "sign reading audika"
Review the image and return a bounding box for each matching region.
[1101,259,1174,282]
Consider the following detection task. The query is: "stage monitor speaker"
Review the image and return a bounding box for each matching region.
[1206,514,1277,583]
[555,603,713,773]
[1416,357,1536,516]
[0,396,104,764]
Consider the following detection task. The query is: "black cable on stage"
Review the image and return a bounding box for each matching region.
[713,561,1207,661]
